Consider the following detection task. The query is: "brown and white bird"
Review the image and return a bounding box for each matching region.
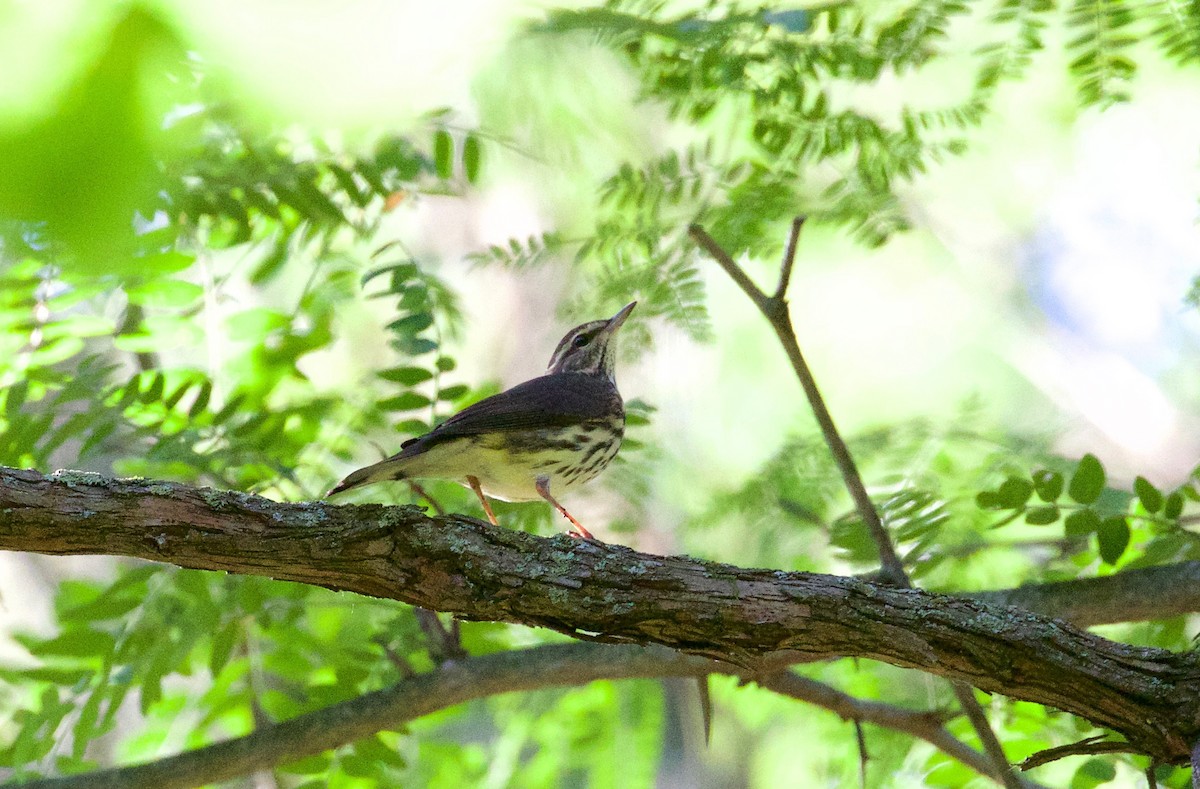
[328,302,636,539]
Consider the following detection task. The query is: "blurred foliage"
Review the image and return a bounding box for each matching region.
[0,1,1197,788]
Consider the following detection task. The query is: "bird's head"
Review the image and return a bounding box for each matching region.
[546,301,636,381]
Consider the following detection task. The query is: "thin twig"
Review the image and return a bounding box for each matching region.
[754,671,1047,788]
[774,216,805,302]
[689,221,905,586]
[855,719,869,789]
[954,684,1022,788]
[687,224,771,313]
[413,607,465,663]
[691,218,1023,788]
[408,481,445,516]
[697,675,713,746]
[1018,736,1138,770]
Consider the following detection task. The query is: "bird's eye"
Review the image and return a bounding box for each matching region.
[572,333,591,349]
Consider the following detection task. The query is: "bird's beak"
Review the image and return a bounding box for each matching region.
[606,301,636,331]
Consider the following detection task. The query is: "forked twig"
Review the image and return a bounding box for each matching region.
[1018,735,1139,770]
[690,218,1025,789]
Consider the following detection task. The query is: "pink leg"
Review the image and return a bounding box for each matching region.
[466,476,499,525]
[535,476,595,540]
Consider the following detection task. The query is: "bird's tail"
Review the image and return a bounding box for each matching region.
[326,459,406,497]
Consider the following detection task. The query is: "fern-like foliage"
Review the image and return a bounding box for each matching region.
[1149,0,1200,66]
[0,65,498,776]
[975,0,1054,92]
[1065,0,1140,106]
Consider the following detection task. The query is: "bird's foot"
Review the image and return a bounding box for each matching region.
[566,524,596,541]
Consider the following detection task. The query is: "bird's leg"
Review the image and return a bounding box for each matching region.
[466,475,499,526]
[535,476,595,540]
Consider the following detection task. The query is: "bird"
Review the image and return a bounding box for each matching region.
[327,302,636,540]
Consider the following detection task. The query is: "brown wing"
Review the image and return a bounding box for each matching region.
[393,372,620,458]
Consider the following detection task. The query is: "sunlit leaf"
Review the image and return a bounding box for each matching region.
[1068,453,1105,504]
[1097,516,1130,565]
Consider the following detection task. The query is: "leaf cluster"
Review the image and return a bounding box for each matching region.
[976,454,1200,568]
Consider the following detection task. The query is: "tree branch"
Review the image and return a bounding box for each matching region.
[970,562,1200,627]
[690,219,1019,786]
[754,672,1046,788]
[9,642,1027,789]
[1018,736,1139,770]
[3,467,1200,763]
[687,222,906,587]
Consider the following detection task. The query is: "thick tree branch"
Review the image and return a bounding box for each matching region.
[11,642,1021,789]
[970,563,1200,627]
[3,467,1200,763]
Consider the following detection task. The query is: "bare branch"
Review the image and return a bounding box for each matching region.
[855,718,869,789]
[774,216,805,302]
[689,220,905,587]
[691,220,1022,785]
[687,224,770,312]
[10,641,1035,789]
[953,684,1021,789]
[1018,736,1139,770]
[971,562,1200,627]
[753,672,1046,788]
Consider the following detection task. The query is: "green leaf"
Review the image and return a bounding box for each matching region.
[434,130,453,180]
[0,7,187,268]
[1070,756,1117,789]
[1134,476,1162,513]
[362,261,418,289]
[1024,505,1059,525]
[250,238,291,285]
[188,381,212,417]
[975,491,1003,510]
[140,373,164,404]
[228,308,289,341]
[1064,508,1101,537]
[5,381,29,414]
[380,393,431,412]
[1068,453,1105,504]
[463,134,481,183]
[997,477,1033,508]
[124,279,203,309]
[387,313,433,336]
[393,419,430,435]
[1031,469,1063,502]
[390,336,438,356]
[26,628,116,659]
[1097,516,1130,565]
[376,367,433,385]
[209,620,240,677]
[435,356,456,372]
[438,384,469,402]
[1164,492,1184,520]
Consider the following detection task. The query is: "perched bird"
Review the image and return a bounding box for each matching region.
[328,302,636,539]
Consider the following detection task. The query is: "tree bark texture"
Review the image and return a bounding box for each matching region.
[2,467,1199,763]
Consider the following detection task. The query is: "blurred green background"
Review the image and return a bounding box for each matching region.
[1,1,1199,786]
